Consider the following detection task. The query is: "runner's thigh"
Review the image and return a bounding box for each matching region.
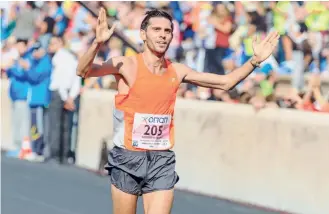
[106,147,148,214]
[142,150,179,214]
[143,189,174,214]
[111,184,138,214]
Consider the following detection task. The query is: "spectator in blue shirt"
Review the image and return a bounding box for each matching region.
[6,39,33,158]
[26,41,52,161]
[47,1,68,36]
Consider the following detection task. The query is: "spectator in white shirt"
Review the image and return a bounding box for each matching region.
[45,36,81,164]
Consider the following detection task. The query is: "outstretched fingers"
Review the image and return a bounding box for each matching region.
[273,34,280,46]
[253,34,259,44]
[269,33,280,48]
[263,31,277,44]
[97,9,102,26]
[269,31,279,42]
[109,22,116,35]
[101,8,116,35]
[99,8,106,27]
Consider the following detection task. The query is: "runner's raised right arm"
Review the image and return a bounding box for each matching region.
[76,41,122,78]
[76,7,119,78]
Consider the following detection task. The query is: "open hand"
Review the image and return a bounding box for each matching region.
[252,31,280,63]
[96,8,116,45]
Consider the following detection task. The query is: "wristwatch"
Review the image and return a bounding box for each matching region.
[250,56,261,68]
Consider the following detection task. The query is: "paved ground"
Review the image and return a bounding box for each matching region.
[2,156,279,214]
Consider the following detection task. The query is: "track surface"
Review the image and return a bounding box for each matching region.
[2,156,279,214]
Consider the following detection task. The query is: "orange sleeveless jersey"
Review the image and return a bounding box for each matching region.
[112,53,180,151]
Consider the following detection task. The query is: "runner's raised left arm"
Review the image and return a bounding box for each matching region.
[179,31,280,91]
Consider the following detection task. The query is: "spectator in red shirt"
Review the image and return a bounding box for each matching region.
[206,3,233,101]
[205,3,233,75]
[211,3,233,49]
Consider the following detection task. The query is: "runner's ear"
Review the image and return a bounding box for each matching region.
[140,30,146,42]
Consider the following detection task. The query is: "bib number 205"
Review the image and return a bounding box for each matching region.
[132,113,171,150]
[144,125,163,136]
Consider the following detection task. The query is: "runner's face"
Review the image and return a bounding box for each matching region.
[141,17,173,55]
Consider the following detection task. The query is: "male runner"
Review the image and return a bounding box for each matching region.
[77,8,279,214]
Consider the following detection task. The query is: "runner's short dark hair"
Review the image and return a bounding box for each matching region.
[140,9,173,31]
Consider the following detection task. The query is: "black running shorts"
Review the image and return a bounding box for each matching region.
[105,146,179,196]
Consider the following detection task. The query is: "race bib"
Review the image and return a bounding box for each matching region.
[132,113,171,150]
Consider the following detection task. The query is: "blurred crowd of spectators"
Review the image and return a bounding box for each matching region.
[2,1,329,113]
[95,1,329,112]
[0,1,329,161]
